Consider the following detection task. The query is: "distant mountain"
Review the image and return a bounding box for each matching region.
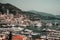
[22,10,58,20]
[28,10,54,16]
[0,3,60,20]
[55,15,60,20]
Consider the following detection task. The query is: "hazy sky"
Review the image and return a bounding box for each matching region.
[0,0,60,15]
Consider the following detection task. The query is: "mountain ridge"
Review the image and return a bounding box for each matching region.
[0,3,60,20]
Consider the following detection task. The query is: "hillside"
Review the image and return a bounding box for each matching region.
[0,3,60,20]
[0,3,22,15]
[22,10,58,20]
[55,15,60,20]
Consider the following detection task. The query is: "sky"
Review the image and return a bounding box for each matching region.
[0,0,60,15]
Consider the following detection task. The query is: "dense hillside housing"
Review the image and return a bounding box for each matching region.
[0,3,42,27]
[0,3,60,40]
